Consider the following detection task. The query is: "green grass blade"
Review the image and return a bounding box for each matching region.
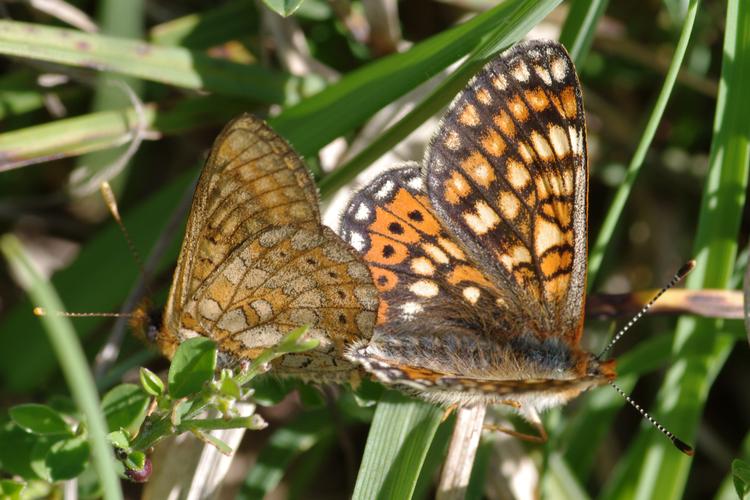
[352,391,441,500]
[602,0,750,497]
[0,19,290,101]
[558,0,609,63]
[149,1,258,49]
[0,235,123,500]
[72,0,144,198]
[270,0,560,157]
[237,409,332,500]
[0,96,246,169]
[587,0,700,288]
[544,452,592,500]
[0,171,194,392]
[318,0,561,197]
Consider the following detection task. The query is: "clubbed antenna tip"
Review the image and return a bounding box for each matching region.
[673,438,695,456]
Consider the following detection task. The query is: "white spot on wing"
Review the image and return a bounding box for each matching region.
[534,65,552,85]
[531,131,553,161]
[411,257,435,276]
[407,176,424,191]
[251,299,273,321]
[355,203,371,221]
[569,126,582,155]
[444,130,461,150]
[463,286,481,304]
[551,58,568,82]
[409,279,439,298]
[198,299,221,321]
[549,124,570,157]
[512,60,530,82]
[463,200,500,235]
[401,301,424,319]
[535,219,565,255]
[349,232,365,251]
[375,180,395,200]
[422,243,449,264]
[218,308,248,333]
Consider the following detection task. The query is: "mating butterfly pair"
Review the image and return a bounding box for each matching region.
[155,40,615,440]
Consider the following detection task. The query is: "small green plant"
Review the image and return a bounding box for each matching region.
[0,325,316,493]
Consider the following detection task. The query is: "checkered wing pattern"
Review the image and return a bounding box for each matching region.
[426,40,588,340]
[340,165,506,334]
[158,115,377,382]
[340,41,606,405]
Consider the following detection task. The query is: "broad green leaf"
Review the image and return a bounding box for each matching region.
[168,337,217,398]
[272,0,561,156]
[45,435,90,481]
[139,367,165,397]
[734,459,750,500]
[603,0,750,497]
[1,233,123,499]
[30,435,67,482]
[0,479,25,498]
[0,421,41,479]
[150,0,259,49]
[101,384,150,436]
[9,404,72,436]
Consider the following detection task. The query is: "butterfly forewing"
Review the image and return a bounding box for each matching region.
[342,40,613,410]
[425,40,588,339]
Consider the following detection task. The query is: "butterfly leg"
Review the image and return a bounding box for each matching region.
[441,404,459,422]
[484,404,548,444]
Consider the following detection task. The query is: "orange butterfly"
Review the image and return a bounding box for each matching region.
[340,40,647,445]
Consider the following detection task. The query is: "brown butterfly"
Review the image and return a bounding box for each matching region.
[134,114,378,384]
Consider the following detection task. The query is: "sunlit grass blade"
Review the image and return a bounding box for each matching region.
[319,0,562,197]
[0,19,291,101]
[149,0,258,48]
[271,0,561,157]
[0,96,245,170]
[352,391,442,500]
[0,234,123,500]
[0,171,194,392]
[587,0,700,287]
[237,409,332,499]
[558,0,609,63]
[602,0,750,497]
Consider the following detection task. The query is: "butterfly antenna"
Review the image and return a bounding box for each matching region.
[597,259,696,359]
[34,307,132,318]
[100,182,153,296]
[608,381,694,456]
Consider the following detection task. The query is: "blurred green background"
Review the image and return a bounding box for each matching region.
[0,0,748,498]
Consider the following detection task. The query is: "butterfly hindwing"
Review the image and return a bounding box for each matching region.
[158,115,378,383]
[425,40,588,339]
[182,225,377,381]
[340,165,506,329]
